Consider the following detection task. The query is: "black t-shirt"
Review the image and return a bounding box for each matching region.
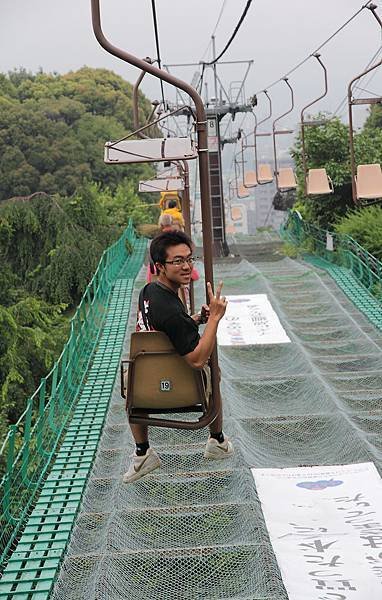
[136,282,200,356]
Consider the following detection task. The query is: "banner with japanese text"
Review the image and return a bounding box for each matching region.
[217,294,290,346]
[252,462,382,600]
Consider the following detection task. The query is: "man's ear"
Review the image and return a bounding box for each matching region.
[155,262,163,275]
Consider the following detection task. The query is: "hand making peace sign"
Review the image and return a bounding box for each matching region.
[206,280,228,322]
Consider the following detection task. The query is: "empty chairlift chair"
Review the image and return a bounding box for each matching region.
[231,206,243,221]
[237,183,250,199]
[355,164,382,201]
[276,167,297,191]
[244,170,257,188]
[121,331,211,428]
[307,168,333,195]
[257,163,273,184]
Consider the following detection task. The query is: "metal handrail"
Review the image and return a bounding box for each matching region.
[282,211,382,294]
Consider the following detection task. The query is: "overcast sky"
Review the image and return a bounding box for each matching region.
[1,0,381,158]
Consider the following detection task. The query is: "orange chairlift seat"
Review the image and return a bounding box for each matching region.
[121,331,211,428]
[257,163,273,184]
[307,168,334,195]
[277,167,297,191]
[231,206,243,221]
[244,170,258,188]
[237,183,250,199]
[355,164,382,200]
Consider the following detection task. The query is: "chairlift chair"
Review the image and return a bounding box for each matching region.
[121,332,212,429]
[276,167,297,191]
[272,78,297,192]
[231,206,243,221]
[355,163,382,201]
[237,183,250,199]
[306,168,334,195]
[92,0,221,431]
[300,54,334,196]
[257,164,273,184]
[104,137,198,164]
[348,53,382,203]
[253,90,274,185]
[243,170,257,188]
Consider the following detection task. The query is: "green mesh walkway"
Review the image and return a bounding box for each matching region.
[0,238,146,599]
[47,239,382,600]
[304,255,382,331]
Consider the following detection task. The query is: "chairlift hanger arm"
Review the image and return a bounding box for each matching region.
[300,54,329,194]
[272,78,294,190]
[300,54,328,124]
[91,0,221,432]
[253,90,272,185]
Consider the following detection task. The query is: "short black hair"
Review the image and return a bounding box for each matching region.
[168,199,177,208]
[150,230,193,265]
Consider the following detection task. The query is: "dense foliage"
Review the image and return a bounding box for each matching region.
[334,205,382,260]
[0,67,156,199]
[0,67,160,449]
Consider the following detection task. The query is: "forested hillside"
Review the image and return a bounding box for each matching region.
[0,67,159,446]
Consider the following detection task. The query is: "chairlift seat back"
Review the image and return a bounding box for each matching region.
[121,331,209,412]
[104,137,198,164]
[231,206,243,221]
[277,167,297,190]
[237,184,250,198]
[244,170,257,188]
[258,164,273,184]
[139,177,185,193]
[307,168,333,195]
[356,164,382,199]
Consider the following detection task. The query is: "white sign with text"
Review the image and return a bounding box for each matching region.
[217,294,290,346]
[252,462,382,600]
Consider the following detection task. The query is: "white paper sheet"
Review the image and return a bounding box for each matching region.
[252,462,382,600]
[217,294,290,346]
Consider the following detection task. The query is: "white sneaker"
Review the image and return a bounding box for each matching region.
[123,448,161,483]
[204,435,234,460]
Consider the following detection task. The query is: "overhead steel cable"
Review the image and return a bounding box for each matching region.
[332,43,382,116]
[150,0,166,109]
[253,1,375,95]
[205,0,254,65]
[199,0,228,62]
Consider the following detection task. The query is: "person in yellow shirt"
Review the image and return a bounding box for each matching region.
[162,199,185,229]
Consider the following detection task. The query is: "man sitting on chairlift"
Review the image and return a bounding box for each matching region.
[124,230,233,483]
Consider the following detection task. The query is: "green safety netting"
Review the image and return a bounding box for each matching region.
[48,235,382,600]
[0,220,141,570]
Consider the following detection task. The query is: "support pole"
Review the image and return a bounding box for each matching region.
[91,0,220,429]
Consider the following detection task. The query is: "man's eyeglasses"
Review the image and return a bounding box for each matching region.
[164,256,197,267]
